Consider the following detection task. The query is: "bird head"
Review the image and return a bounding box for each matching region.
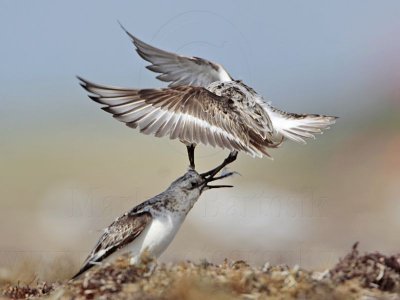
[170,168,234,196]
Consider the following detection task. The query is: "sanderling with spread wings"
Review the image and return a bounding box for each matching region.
[78,25,337,169]
[72,163,234,279]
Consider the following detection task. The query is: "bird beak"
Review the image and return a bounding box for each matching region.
[200,171,236,191]
[198,152,239,191]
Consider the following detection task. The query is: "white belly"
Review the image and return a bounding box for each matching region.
[108,214,184,264]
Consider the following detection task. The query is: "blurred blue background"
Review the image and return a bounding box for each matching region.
[0,0,399,281]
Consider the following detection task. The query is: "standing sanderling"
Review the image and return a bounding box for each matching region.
[72,163,235,279]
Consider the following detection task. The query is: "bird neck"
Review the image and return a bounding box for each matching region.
[163,190,200,216]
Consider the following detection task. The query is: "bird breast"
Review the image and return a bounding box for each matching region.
[126,214,184,263]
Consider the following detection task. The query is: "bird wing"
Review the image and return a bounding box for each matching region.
[120,25,233,87]
[78,77,269,157]
[72,211,152,278]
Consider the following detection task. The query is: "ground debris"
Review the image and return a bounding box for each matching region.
[1,281,55,299]
[330,242,400,292]
[1,245,400,299]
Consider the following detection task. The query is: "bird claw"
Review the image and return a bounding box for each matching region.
[221,167,241,177]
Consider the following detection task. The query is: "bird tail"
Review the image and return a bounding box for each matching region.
[268,108,338,144]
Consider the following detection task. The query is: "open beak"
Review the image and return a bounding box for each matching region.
[198,151,239,191]
[199,170,236,191]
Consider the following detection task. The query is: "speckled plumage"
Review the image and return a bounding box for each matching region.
[73,169,233,279]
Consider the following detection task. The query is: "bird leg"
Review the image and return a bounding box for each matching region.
[186,144,196,169]
[200,151,238,178]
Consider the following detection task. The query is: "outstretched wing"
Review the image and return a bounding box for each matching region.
[120,25,233,87]
[78,77,269,157]
[72,211,152,279]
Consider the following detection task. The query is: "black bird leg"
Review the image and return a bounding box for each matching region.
[200,151,238,178]
[187,144,196,169]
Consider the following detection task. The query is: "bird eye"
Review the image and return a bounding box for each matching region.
[190,181,197,189]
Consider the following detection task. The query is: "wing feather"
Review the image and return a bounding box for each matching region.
[72,211,151,279]
[78,76,266,157]
[120,25,233,87]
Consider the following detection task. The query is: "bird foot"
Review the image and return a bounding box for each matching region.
[200,151,238,178]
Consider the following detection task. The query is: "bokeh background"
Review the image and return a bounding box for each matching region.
[1,0,399,281]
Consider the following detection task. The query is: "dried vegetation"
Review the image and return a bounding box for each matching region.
[2,244,400,299]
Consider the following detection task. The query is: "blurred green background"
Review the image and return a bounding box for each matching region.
[0,0,399,281]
